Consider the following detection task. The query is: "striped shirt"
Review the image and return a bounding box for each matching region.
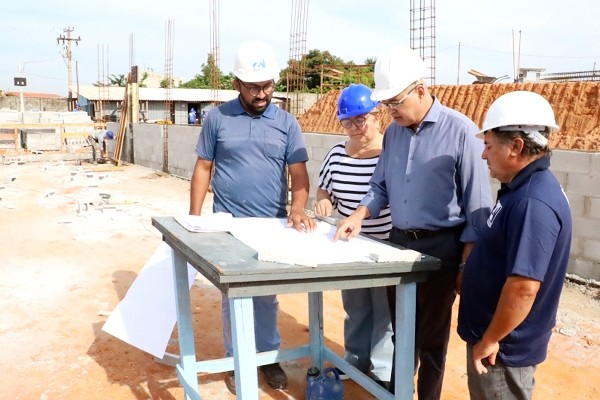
[318,140,392,239]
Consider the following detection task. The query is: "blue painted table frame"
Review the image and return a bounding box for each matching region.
[151,216,440,400]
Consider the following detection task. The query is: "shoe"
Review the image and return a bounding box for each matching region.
[334,367,350,381]
[259,363,288,389]
[225,371,236,395]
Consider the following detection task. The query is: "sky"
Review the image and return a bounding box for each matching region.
[2,0,600,96]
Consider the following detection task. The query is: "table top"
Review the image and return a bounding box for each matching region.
[152,216,440,297]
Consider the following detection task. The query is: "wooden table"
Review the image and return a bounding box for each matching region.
[151,216,440,400]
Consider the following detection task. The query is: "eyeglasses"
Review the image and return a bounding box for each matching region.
[380,84,419,109]
[238,80,275,97]
[340,115,369,129]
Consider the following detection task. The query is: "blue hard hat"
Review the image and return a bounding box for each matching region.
[106,131,114,140]
[337,83,379,120]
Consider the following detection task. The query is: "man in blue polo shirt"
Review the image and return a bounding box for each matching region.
[458,91,572,400]
[189,40,315,395]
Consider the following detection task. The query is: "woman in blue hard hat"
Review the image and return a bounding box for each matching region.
[315,83,393,387]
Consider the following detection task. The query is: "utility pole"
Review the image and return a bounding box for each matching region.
[57,27,81,111]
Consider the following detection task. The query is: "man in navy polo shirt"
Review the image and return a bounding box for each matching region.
[458,91,572,400]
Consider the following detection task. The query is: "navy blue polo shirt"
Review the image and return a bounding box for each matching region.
[458,155,572,367]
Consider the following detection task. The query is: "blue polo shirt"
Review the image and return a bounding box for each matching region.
[458,155,572,367]
[195,97,308,218]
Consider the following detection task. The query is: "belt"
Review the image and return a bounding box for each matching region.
[394,226,458,240]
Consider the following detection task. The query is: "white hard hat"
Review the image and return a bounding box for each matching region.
[371,46,427,101]
[233,40,280,83]
[478,91,559,146]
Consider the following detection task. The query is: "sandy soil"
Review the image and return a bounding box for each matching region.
[1,160,599,400]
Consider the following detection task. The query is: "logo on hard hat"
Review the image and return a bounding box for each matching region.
[252,59,266,71]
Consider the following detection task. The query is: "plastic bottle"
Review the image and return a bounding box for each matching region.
[305,366,344,400]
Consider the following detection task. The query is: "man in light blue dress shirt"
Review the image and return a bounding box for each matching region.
[335,46,493,399]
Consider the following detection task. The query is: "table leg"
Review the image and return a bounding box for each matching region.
[307,292,324,370]
[171,249,201,400]
[393,281,416,399]
[230,297,259,399]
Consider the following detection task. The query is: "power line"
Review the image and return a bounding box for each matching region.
[440,43,600,60]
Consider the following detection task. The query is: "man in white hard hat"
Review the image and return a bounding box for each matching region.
[458,91,572,400]
[189,40,315,394]
[335,46,492,399]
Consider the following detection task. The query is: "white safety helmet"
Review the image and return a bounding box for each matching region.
[371,46,427,101]
[479,91,559,147]
[233,40,280,83]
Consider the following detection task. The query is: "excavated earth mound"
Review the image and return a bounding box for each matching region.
[298,81,600,151]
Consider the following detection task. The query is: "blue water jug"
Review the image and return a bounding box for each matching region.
[305,366,344,400]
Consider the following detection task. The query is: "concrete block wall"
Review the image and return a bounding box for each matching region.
[551,151,600,280]
[167,125,201,180]
[131,123,165,171]
[303,132,345,209]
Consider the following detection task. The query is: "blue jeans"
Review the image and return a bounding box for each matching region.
[221,293,280,357]
[466,344,536,400]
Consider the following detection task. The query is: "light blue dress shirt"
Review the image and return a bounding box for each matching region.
[360,97,492,243]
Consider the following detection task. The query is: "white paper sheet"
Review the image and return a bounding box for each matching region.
[174,212,233,232]
[101,242,198,358]
[228,218,421,267]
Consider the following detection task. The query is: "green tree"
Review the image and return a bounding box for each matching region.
[109,73,127,86]
[304,49,345,92]
[160,78,175,88]
[139,72,149,88]
[278,49,362,93]
[180,53,223,89]
[93,73,127,87]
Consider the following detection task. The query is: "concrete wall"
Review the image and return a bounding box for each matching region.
[106,126,600,281]
[0,95,68,112]
[109,122,200,179]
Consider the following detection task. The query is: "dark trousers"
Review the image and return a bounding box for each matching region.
[387,226,463,400]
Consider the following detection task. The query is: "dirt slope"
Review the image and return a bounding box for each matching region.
[298,82,600,151]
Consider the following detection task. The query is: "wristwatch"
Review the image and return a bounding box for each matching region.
[458,262,467,273]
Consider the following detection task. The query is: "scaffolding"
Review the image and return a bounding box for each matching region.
[319,64,374,94]
[410,0,436,86]
[96,44,109,122]
[209,0,221,105]
[287,0,309,115]
[163,18,174,173]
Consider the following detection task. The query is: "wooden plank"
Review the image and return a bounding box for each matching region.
[0,133,17,140]
[112,73,130,166]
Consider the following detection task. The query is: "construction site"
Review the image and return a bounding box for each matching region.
[1,1,600,399]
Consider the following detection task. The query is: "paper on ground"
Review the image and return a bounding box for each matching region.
[229,218,421,267]
[102,241,198,358]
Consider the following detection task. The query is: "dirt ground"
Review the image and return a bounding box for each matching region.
[1,160,599,400]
